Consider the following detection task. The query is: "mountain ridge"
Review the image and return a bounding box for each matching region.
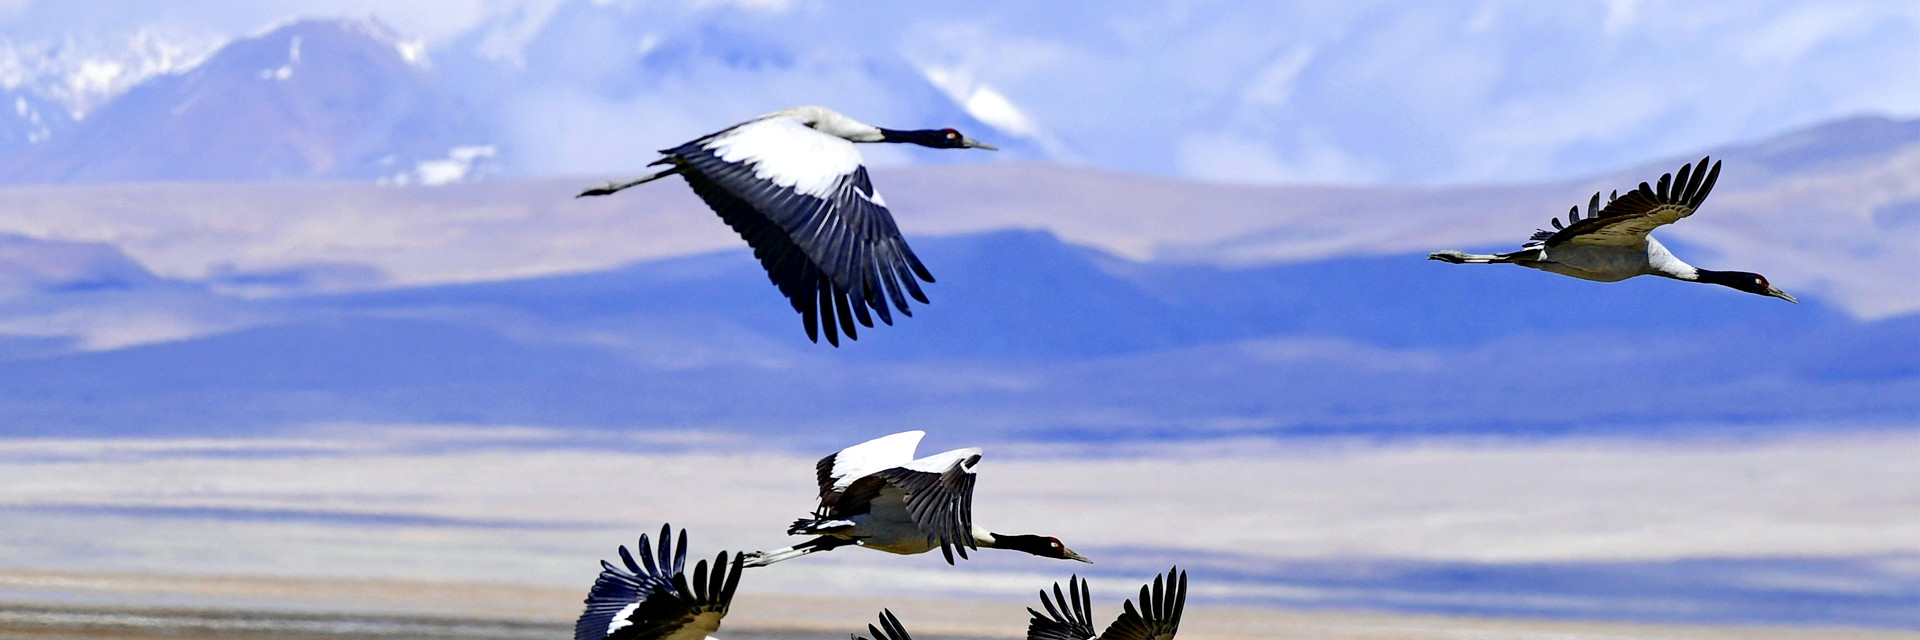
[0,19,490,184]
[0,229,1910,442]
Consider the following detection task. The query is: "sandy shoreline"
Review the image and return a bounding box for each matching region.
[1,569,1915,640]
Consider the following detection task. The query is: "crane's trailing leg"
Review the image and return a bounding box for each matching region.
[740,536,854,568]
[1428,249,1515,264]
[577,166,681,197]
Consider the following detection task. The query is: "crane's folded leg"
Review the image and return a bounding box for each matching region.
[1429,249,1515,264]
[740,536,855,568]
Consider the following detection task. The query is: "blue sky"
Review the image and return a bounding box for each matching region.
[4,0,1920,184]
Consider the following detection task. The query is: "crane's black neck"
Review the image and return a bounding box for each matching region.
[1697,267,1758,284]
[1692,269,1725,283]
[1696,268,1762,292]
[877,128,962,149]
[984,533,1050,555]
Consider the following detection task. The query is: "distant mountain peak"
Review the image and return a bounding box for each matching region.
[1720,114,1920,176]
[251,17,430,71]
[0,28,216,122]
[0,18,493,185]
[0,233,158,294]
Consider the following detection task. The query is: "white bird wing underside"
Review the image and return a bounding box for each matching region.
[817,431,925,500]
[705,116,866,200]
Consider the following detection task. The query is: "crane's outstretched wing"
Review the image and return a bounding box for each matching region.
[668,116,935,346]
[855,609,916,640]
[1027,575,1098,640]
[1527,157,1721,249]
[575,524,745,640]
[814,430,926,508]
[835,447,982,564]
[1098,568,1187,640]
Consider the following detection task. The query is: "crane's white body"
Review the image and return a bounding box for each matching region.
[748,431,989,564]
[828,486,996,554]
[807,435,985,554]
[1520,235,1699,283]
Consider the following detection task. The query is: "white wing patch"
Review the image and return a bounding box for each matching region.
[829,431,925,493]
[856,184,887,207]
[607,602,641,634]
[902,447,983,474]
[705,117,864,199]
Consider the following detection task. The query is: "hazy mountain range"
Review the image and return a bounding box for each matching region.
[0,25,1916,440]
[0,99,1915,440]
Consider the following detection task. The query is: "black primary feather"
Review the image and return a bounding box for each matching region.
[855,609,915,640]
[1027,575,1098,640]
[1097,568,1188,640]
[1526,157,1723,248]
[574,524,744,640]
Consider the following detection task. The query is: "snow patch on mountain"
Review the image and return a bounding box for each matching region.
[0,90,61,148]
[258,35,302,81]
[0,29,217,120]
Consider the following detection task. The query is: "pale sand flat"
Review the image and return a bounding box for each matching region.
[0,569,1913,640]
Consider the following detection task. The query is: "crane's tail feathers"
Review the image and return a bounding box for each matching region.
[577,167,681,198]
[1428,250,1511,264]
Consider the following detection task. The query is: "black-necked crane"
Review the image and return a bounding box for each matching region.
[1028,568,1188,640]
[1428,156,1797,303]
[741,430,1089,566]
[574,524,743,640]
[578,106,997,346]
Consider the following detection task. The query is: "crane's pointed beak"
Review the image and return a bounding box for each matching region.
[1766,286,1798,303]
[961,137,997,151]
[1064,548,1092,564]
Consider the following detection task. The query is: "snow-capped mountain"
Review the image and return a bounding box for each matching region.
[0,28,219,157]
[0,19,494,184]
[0,9,1056,184]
